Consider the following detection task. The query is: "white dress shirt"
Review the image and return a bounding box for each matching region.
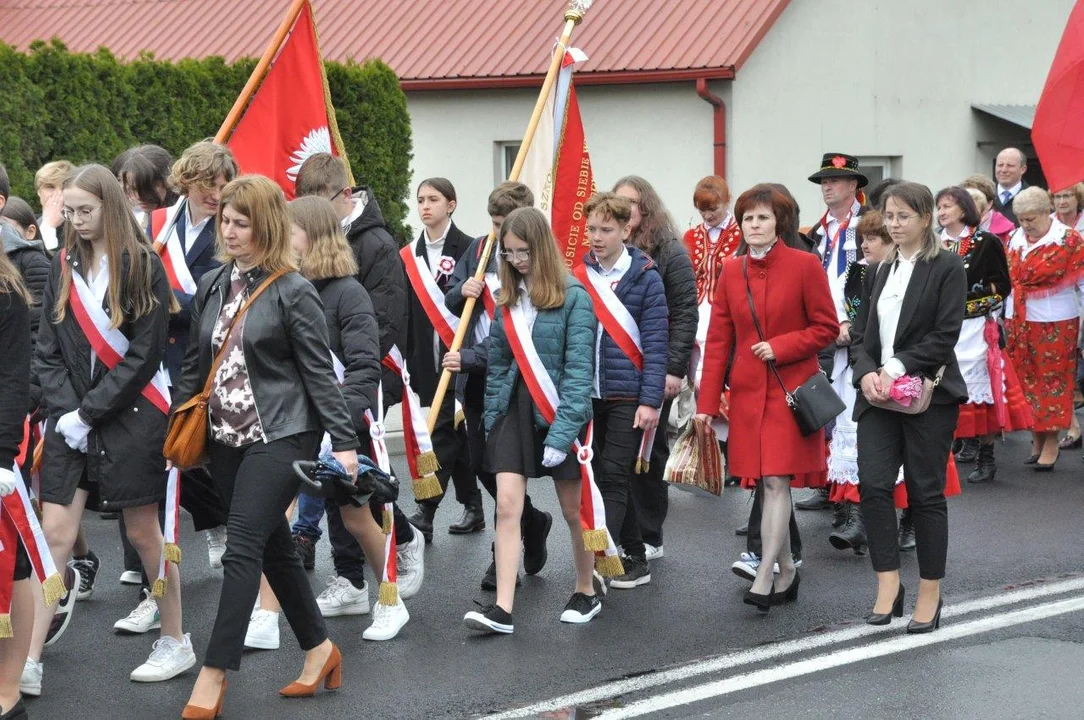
[877,250,919,378]
[591,247,632,398]
[86,255,110,376]
[184,203,212,257]
[997,181,1023,205]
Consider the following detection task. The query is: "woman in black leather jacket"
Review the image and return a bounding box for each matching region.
[173,176,360,717]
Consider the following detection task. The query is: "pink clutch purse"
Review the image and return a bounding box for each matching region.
[868,366,945,415]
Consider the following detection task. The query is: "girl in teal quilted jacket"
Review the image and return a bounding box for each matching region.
[463,207,600,634]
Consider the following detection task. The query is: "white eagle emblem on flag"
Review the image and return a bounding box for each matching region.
[287,127,332,182]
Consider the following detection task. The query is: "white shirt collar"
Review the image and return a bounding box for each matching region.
[828,199,861,226]
[184,201,212,233]
[594,246,632,275]
[997,181,1023,197]
[341,192,367,230]
[748,240,777,259]
[425,220,452,248]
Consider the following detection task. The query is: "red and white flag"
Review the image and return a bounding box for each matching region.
[226,1,347,198]
[521,48,596,268]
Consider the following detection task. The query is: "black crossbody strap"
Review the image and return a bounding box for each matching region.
[742,257,794,404]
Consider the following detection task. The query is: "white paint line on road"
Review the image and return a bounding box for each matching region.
[595,593,1084,719]
[485,576,1084,719]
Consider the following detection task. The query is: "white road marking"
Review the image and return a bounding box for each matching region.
[485,576,1084,719]
[596,594,1084,718]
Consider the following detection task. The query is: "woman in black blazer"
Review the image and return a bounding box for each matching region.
[850,182,967,634]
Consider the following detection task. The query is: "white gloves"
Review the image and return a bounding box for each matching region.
[0,468,16,497]
[57,410,92,454]
[542,446,567,468]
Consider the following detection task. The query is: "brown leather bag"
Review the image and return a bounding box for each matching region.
[163,270,286,467]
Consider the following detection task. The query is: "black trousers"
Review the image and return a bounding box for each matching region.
[631,397,673,547]
[745,485,803,557]
[419,386,481,510]
[857,403,958,580]
[206,432,327,670]
[592,399,642,557]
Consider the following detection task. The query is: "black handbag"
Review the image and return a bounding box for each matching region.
[742,258,845,436]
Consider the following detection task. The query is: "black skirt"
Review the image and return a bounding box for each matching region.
[485,377,582,482]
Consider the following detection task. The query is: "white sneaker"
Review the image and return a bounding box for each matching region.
[644,544,665,561]
[19,658,41,697]
[206,526,227,569]
[396,530,425,600]
[362,599,409,641]
[119,570,142,585]
[244,609,280,650]
[316,576,369,617]
[114,590,161,634]
[130,633,196,682]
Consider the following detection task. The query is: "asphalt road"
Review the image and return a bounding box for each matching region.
[25,429,1084,719]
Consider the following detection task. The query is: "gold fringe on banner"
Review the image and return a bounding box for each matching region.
[413,474,442,501]
[634,458,650,474]
[454,408,465,429]
[151,578,168,599]
[0,614,12,639]
[164,543,182,564]
[415,450,440,477]
[381,506,393,534]
[595,553,624,578]
[378,581,399,607]
[41,573,65,607]
[582,528,608,553]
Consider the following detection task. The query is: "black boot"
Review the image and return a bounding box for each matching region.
[522,509,552,575]
[955,437,980,463]
[967,443,997,483]
[795,487,831,510]
[407,503,437,544]
[898,511,916,551]
[831,502,847,529]
[449,499,486,534]
[829,503,867,555]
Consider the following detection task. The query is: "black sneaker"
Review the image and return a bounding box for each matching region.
[559,592,601,624]
[480,560,521,591]
[69,551,101,601]
[609,556,651,590]
[45,565,80,647]
[463,603,514,634]
[522,510,552,576]
[293,534,316,571]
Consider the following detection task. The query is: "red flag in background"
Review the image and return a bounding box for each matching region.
[1033,0,1084,192]
[227,1,347,198]
[522,49,595,268]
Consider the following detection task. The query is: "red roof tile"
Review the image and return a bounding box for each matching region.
[0,0,790,87]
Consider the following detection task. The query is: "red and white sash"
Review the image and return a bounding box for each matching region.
[401,246,459,348]
[382,346,442,500]
[573,263,657,473]
[151,200,198,296]
[503,300,624,577]
[473,273,501,345]
[61,254,172,415]
[153,466,182,599]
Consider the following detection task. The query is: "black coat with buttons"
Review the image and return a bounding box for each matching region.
[34,247,172,509]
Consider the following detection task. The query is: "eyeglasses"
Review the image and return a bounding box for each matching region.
[500,249,531,262]
[61,206,101,222]
[328,187,347,202]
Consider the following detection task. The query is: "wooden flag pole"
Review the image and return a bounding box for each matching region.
[425,0,592,434]
[214,0,309,143]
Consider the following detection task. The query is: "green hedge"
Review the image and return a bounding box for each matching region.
[0,39,413,241]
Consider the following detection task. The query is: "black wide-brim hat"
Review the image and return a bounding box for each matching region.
[808,152,869,188]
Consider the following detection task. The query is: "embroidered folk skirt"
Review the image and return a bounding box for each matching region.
[1007,318,1080,432]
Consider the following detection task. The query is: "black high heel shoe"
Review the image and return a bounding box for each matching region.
[1024,453,1040,465]
[1034,451,1060,472]
[771,570,800,605]
[743,582,774,613]
[906,597,944,634]
[865,583,905,625]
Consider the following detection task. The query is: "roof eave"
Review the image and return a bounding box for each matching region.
[398,66,736,92]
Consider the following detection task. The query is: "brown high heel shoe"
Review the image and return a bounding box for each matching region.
[279,644,342,698]
[181,679,227,719]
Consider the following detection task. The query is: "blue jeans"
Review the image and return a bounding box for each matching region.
[292,492,325,540]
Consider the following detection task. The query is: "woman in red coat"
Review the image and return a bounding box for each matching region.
[696,184,838,612]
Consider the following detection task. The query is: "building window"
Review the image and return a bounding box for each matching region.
[495,141,521,185]
[857,156,901,190]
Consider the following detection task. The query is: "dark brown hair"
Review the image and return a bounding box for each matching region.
[733,184,798,254]
[295,153,350,198]
[612,175,678,254]
[856,209,892,245]
[116,144,179,210]
[935,186,982,228]
[417,178,457,205]
[1,197,39,240]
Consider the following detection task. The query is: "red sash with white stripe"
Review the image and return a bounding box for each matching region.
[502,300,624,576]
[60,254,172,415]
[474,273,500,345]
[382,346,443,500]
[151,200,198,296]
[400,246,459,348]
[573,263,657,472]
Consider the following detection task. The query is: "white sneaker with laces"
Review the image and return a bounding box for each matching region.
[316,576,369,617]
[119,570,142,585]
[244,609,280,650]
[206,526,227,569]
[362,599,409,641]
[644,544,665,561]
[19,658,41,697]
[396,530,425,599]
[130,633,196,682]
[114,590,161,634]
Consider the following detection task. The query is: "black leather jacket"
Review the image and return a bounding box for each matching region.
[172,263,360,451]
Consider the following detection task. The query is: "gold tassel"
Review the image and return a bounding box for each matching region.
[0,614,12,639]
[378,581,399,607]
[381,506,393,535]
[595,553,625,578]
[164,543,182,564]
[635,458,650,474]
[41,573,65,607]
[582,528,609,553]
[413,474,443,501]
[151,578,168,599]
[454,408,466,429]
[415,450,441,477]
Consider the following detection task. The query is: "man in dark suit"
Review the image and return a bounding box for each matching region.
[992,147,1029,226]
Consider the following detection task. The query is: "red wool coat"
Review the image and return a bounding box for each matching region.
[697,242,839,479]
